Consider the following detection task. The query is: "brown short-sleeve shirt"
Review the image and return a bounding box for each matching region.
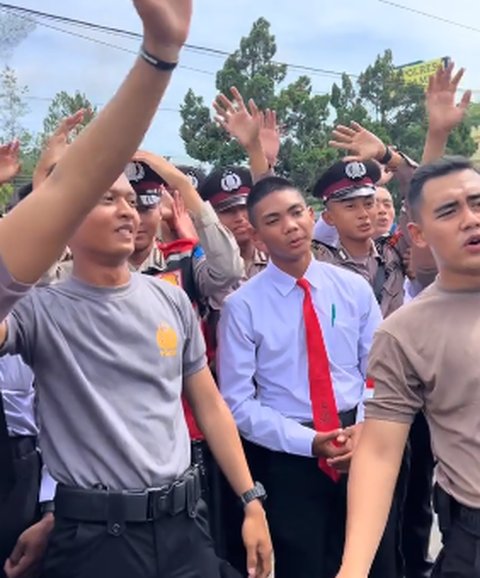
[366,281,480,508]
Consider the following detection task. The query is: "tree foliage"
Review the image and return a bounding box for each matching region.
[0,65,30,143]
[181,21,476,193]
[42,90,97,139]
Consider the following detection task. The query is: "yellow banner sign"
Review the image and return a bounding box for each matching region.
[400,57,450,88]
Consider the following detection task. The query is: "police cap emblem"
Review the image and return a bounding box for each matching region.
[345,161,367,180]
[220,170,242,192]
[125,161,145,183]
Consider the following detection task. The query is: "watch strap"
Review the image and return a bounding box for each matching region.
[240,482,267,507]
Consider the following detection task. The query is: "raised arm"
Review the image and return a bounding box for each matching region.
[0,0,192,286]
[32,110,86,190]
[132,150,204,214]
[214,87,272,182]
[422,62,471,164]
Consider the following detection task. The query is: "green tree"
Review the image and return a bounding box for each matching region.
[333,50,476,161]
[0,65,30,143]
[180,18,336,190]
[42,90,97,139]
[466,101,480,129]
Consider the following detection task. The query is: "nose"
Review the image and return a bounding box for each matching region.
[460,205,480,231]
[358,205,371,220]
[283,214,299,234]
[233,208,248,223]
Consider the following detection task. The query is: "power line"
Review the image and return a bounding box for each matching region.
[0,5,216,76]
[378,0,480,34]
[0,2,358,80]
[24,95,182,111]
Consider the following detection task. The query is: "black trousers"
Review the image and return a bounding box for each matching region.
[403,413,435,578]
[41,499,227,578]
[0,447,40,577]
[253,444,406,578]
[432,487,480,578]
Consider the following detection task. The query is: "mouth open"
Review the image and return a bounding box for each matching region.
[465,235,480,247]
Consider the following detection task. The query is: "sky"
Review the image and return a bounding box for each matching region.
[1,0,480,164]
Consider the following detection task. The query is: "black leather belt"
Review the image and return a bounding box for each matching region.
[55,466,202,523]
[302,407,357,430]
[9,435,36,459]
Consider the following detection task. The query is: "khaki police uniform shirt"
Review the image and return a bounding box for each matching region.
[208,247,268,311]
[313,239,404,318]
[131,201,243,298]
[365,281,480,508]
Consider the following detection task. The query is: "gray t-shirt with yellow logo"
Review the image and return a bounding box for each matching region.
[2,273,206,491]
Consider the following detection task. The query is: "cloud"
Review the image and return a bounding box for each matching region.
[2,0,480,162]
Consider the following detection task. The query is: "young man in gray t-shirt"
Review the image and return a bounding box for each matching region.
[0,4,272,578]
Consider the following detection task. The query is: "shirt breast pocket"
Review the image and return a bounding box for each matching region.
[322,315,359,368]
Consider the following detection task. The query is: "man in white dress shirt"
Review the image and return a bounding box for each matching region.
[217,176,383,578]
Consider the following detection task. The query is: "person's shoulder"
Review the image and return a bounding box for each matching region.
[224,268,269,307]
[379,282,438,337]
[312,240,337,262]
[313,259,372,293]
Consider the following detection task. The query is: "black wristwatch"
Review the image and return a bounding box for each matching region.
[40,500,55,516]
[240,482,267,508]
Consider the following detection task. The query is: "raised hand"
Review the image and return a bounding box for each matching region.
[329,122,386,163]
[0,140,21,184]
[426,61,471,135]
[34,110,86,188]
[133,0,193,61]
[213,87,263,151]
[170,189,199,240]
[259,109,280,167]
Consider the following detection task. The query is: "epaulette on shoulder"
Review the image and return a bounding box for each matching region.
[312,240,337,259]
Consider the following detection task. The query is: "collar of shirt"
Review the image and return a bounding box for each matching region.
[130,243,165,273]
[264,255,321,297]
[338,239,381,264]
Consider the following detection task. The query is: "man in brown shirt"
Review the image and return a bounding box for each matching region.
[337,156,480,578]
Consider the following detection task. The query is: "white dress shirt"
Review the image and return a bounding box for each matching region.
[0,354,56,502]
[217,258,382,457]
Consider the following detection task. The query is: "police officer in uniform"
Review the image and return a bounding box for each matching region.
[200,166,268,313]
[312,160,408,577]
[126,157,243,301]
[312,160,406,318]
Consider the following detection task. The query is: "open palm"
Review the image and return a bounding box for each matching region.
[426,62,471,134]
[214,87,262,150]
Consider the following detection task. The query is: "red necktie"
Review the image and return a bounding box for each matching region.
[297,278,341,482]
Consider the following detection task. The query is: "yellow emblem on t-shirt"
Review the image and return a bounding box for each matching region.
[156,323,178,357]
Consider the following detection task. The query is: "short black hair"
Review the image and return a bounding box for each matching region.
[408,156,478,219]
[247,176,301,224]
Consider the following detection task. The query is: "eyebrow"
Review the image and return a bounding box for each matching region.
[262,203,304,220]
[434,193,480,215]
[433,200,458,215]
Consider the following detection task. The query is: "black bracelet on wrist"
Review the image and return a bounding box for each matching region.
[378,145,393,165]
[139,46,178,72]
